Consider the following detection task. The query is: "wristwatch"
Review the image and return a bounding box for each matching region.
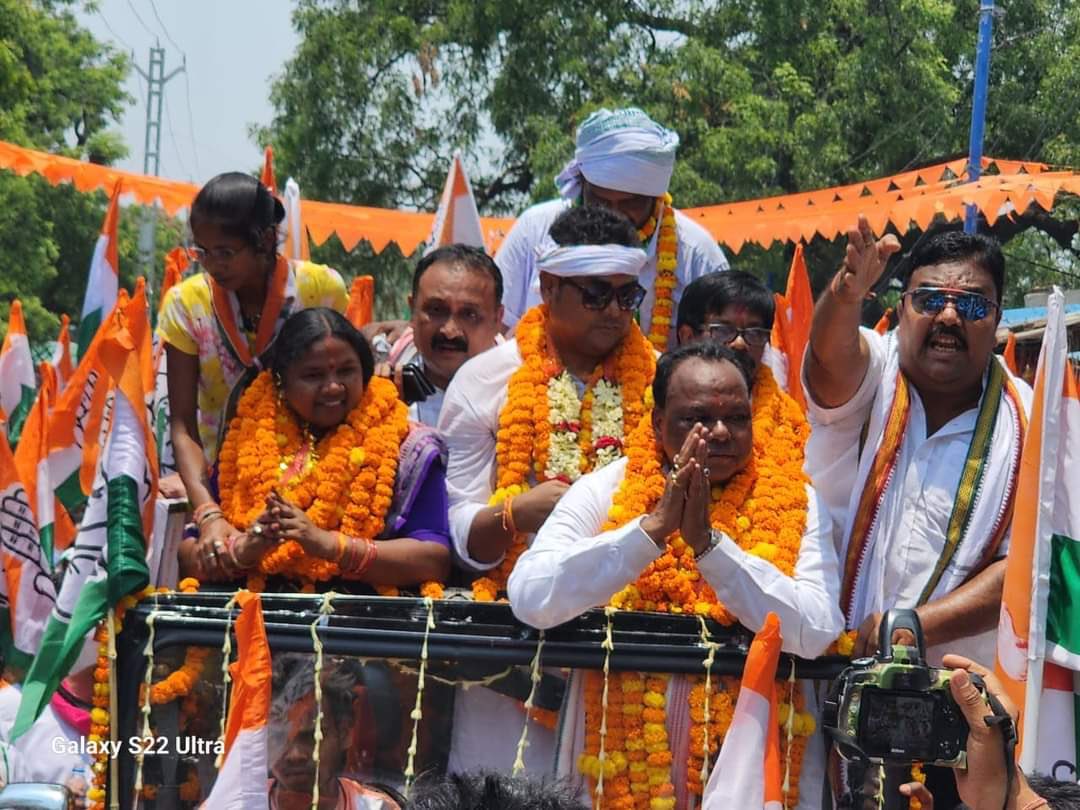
[694,529,722,562]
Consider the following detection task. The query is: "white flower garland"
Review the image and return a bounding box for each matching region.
[544,372,626,482]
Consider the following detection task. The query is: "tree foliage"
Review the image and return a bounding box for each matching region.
[259,0,1080,303]
[0,0,156,346]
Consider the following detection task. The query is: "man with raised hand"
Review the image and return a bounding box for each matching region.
[804,220,1031,666]
[496,107,728,350]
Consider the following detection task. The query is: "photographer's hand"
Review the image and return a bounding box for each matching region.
[899,782,934,809]
[853,611,917,658]
[941,655,1042,810]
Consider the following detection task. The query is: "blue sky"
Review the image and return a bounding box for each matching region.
[77,0,298,185]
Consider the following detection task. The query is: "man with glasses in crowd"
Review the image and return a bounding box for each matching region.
[439,205,657,775]
[804,220,1031,665]
[675,269,791,387]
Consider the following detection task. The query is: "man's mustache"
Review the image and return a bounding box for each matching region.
[432,335,469,352]
[925,325,967,349]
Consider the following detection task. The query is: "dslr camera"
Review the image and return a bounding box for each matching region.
[823,609,983,768]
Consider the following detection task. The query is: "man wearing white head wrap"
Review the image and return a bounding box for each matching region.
[439,205,658,777]
[496,107,728,346]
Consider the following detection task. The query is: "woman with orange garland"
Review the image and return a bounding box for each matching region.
[177,308,450,590]
[509,342,844,810]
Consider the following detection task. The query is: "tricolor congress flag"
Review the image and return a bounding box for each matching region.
[13,363,58,563]
[76,180,121,361]
[995,286,1080,774]
[52,314,74,391]
[426,152,485,253]
[0,300,37,447]
[12,303,157,738]
[201,590,271,810]
[0,428,57,671]
[703,613,783,810]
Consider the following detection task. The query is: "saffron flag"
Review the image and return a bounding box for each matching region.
[345,276,375,329]
[52,314,74,390]
[283,178,310,261]
[76,180,121,361]
[159,247,188,315]
[0,428,57,671]
[201,590,271,810]
[13,363,58,563]
[12,301,157,738]
[703,613,783,810]
[996,287,1080,774]
[0,300,37,447]
[261,145,276,194]
[426,152,485,253]
[780,245,812,411]
[1003,331,1019,376]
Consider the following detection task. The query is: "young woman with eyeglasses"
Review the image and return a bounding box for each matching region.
[158,172,347,579]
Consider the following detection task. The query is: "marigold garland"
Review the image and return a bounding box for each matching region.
[217,371,409,584]
[88,622,110,810]
[639,193,677,352]
[483,304,655,593]
[582,367,818,806]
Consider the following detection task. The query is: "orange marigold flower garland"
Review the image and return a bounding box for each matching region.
[88,622,110,810]
[484,304,655,592]
[218,371,409,584]
[639,193,677,352]
[583,367,817,805]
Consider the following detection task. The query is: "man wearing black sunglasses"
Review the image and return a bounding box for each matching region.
[806,222,1033,807]
[438,205,656,776]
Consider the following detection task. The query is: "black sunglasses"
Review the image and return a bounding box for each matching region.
[701,323,771,348]
[560,278,647,312]
[902,287,998,321]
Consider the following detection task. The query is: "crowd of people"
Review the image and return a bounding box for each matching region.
[1,106,1064,809]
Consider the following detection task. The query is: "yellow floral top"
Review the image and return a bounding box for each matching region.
[157,260,347,463]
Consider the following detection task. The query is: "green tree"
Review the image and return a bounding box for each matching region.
[258,0,1080,307]
[0,0,138,346]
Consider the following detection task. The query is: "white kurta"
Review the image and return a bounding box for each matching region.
[803,328,1032,665]
[494,199,729,338]
[507,457,843,810]
[437,338,558,775]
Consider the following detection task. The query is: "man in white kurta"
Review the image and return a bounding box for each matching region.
[496,107,728,343]
[507,343,843,810]
[804,221,1031,668]
[441,206,655,776]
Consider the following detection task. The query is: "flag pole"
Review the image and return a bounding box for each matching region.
[964,0,996,233]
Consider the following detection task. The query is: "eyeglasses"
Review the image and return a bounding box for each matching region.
[701,324,771,348]
[560,278,647,312]
[185,245,247,265]
[902,287,998,321]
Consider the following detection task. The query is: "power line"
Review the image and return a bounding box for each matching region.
[125,0,157,40]
[163,94,191,180]
[147,0,184,55]
[181,71,202,178]
[96,9,132,51]
[1003,250,1080,284]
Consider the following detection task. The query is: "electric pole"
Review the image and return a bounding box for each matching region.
[134,43,186,304]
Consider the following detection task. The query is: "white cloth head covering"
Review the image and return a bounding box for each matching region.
[535,243,648,279]
[555,107,679,200]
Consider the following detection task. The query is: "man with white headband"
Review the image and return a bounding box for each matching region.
[438,205,659,775]
[496,106,729,350]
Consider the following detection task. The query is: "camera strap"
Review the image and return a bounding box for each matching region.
[981,686,1018,810]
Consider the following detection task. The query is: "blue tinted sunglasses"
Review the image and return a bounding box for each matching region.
[902,287,998,321]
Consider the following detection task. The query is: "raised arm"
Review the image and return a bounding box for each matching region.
[806,215,900,409]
